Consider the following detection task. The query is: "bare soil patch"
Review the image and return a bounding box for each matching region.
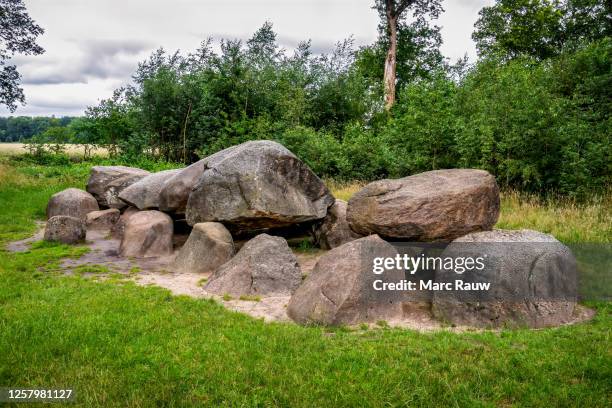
[7,227,594,331]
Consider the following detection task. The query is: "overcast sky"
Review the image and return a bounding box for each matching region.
[3,0,492,117]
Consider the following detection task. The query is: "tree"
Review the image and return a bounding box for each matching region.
[0,0,44,111]
[472,0,610,60]
[561,0,612,47]
[374,0,442,110]
[84,89,135,156]
[355,13,444,94]
[473,0,564,60]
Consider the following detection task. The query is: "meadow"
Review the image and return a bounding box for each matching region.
[0,143,109,157]
[0,155,610,407]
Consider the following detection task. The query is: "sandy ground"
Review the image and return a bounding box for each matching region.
[7,226,595,331]
[7,225,312,324]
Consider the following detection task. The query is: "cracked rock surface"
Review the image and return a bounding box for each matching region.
[184,140,335,230]
[86,166,150,209]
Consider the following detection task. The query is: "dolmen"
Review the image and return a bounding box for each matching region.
[42,139,578,329]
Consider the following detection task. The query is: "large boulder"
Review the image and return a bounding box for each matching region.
[86,208,120,230]
[312,199,361,249]
[110,207,139,239]
[287,235,407,326]
[46,188,99,220]
[172,222,235,274]
[118,169,181,210]
[432,229,577,328]
[204,233,301,297]
[184,141,335,229]
[159,161,207,214]
[347,169,500,241]
[44,215,86,244]
[119,211,173,258]
[86,166,150,209]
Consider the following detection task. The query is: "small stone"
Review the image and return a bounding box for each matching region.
[119,211,173,258]
[46,188,99,220]
[172,222,235,274]
[44,215,86,244]
[86,208,120,230]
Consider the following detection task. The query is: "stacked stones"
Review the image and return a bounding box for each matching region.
[44,140,577,329]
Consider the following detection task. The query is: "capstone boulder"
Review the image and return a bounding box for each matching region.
[184,140,335,229]
[347,169,500,241]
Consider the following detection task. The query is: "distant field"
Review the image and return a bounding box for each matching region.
[0,143,109,157]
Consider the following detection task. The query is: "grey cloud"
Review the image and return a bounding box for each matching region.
[75,38,155,80]
[16,38,154,85]
[10,56,87,85]
[19,71,87,85]
[27,96,91,110]
[0,104,84,116]
[78,38,153,56]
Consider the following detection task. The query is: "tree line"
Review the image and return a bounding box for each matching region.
[0,116,77,142]
[4,0,611,198]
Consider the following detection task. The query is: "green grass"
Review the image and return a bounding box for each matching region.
[239,295,262,302]
[0,157,610,407]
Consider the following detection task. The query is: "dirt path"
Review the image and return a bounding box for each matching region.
[7,227,594,330]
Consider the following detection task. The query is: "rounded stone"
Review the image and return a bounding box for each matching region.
[172,222,235,274]
[46,188,99,220]
[44,215,86,244]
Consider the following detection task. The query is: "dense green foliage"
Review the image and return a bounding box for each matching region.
[0,157,610,407]
[8,0,611,198]
[473,0,611,60]
[0,116,76,142]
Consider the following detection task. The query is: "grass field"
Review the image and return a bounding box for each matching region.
[0,156,610,407]
[0,143,109,157]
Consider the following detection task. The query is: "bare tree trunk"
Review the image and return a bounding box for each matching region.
[182,102,192,164]
[384,13,398,111]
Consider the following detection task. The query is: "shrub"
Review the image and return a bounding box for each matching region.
[383,75,460,177]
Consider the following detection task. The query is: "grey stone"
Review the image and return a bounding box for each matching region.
[159,161,207,214]
[86,208,120,230]
[347,169,500,241]
[44,215,86,244]
[110,207,139,239]
[46,188,99,220]
[119,169,181,210]
[432,229,577,328]
[119,211,173,258]
[86,166,150,209]
[287,235,407,326]
[185,140,335,229]
[172,222,235,274]
[312,199,361,249]
[204,233,301,297]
